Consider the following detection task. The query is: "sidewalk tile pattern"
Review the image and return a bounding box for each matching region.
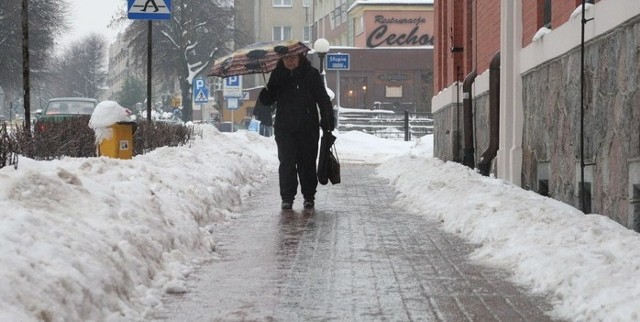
[151,164,559,321]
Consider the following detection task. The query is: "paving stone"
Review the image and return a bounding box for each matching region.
[150,164,560,321]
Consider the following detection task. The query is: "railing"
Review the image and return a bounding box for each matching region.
[337,109,433,141]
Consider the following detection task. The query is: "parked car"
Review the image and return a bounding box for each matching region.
[40,97,98,119]
[35,97,98,133]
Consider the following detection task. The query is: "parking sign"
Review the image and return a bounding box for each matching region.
[193,77,208,103]
[223,76,242,98]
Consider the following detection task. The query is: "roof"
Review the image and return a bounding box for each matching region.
[348,0,434,13]
[48,97,98,102]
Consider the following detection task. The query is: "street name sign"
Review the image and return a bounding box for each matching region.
[326,53,350,70]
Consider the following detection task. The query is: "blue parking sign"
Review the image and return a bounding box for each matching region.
[193,77,208,103]
[223,76,242,98]
[225,76,240,87]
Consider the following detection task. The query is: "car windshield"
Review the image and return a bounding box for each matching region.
[46,101,95,115]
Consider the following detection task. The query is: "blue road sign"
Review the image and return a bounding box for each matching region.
[128,0,172,20]
[223,76,242,98]
[326,53,350,70]
[193,77,208,103]
[225,76,240,87]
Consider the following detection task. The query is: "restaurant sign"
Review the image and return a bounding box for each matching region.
[366,13,434,48]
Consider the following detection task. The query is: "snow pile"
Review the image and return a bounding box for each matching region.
[89,101,133,144]
[0,126,278,321]
[376,155,640,321]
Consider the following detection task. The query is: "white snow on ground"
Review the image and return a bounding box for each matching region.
[0,127,638,321]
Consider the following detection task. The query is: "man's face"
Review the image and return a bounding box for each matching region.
[283,54,300,70]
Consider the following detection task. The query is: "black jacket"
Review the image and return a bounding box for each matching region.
[258,57,333,133]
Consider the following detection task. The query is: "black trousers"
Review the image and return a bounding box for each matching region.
[275,129,320,202]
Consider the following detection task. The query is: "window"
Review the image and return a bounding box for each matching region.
[543,0,551,28]
[303,26,311,42]
[386,86,403,98]
[355,16,364,35]
[303,0,311,7]
[273,0,292,7]
[273,26,292,41]
[332,6,342,27]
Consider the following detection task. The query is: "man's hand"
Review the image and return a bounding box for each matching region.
[320,113,334,132]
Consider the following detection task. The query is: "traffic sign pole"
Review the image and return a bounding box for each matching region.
[337,69,341,119]
[326,53,350,126]
[128,0,172,122]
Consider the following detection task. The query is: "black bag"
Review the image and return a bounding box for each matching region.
[327,144,340,184]
[318,131,339,185]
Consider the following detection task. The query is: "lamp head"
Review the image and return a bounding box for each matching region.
[313,38,330,54]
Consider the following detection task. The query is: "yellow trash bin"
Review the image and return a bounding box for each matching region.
[98,121,136,159]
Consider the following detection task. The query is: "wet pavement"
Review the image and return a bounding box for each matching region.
[150,164,558,321]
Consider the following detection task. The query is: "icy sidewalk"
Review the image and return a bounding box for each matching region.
[150,164,558,321]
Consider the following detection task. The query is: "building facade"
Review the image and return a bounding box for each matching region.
[227,0,314,122]
[107,33,138,102]
[312,0,434,113]
[432,0,640,230]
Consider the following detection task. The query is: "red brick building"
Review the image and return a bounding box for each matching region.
[433,0,640,229]
[434,0,602,90]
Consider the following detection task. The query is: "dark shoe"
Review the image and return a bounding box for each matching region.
[281,201,293,210]
[303,200,314,209]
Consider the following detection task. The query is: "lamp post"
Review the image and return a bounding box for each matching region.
[313,38,330,77]
[362,84,367,109]
[313,38,337,128]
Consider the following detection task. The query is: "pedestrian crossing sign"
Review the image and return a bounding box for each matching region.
[194,90,208,103]
[128,0,172,20]
[193,76,209,103]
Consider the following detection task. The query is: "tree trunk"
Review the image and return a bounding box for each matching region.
[180,78,192,122]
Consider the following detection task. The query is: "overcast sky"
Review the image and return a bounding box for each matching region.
[59,0,125,49]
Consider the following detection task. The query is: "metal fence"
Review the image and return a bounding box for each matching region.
[337,110,433,141]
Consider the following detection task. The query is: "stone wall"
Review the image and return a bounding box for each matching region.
[433,103,460,162]
[433,93,491,172]
[521,17,640,229]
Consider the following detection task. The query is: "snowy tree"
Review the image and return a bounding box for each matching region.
[52,34,109,99]
[113,76,146,110]
[123,0,239,122]
[0,0,67,98]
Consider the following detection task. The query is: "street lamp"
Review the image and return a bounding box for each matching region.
[314,38,337,129]
[313,38,333,99]
[362,84,367,109]
[313,38,330,75]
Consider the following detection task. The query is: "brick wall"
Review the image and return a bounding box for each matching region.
[475,0,501,73]
[435,0,603,92]
[521,1,540,47]
[522,1,602,47]
[434,0,502,93]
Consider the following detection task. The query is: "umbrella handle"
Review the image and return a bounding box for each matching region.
[260,62,269,91]
[262,72,268,90]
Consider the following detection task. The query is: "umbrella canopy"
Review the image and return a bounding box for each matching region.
[208,40,311,78]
